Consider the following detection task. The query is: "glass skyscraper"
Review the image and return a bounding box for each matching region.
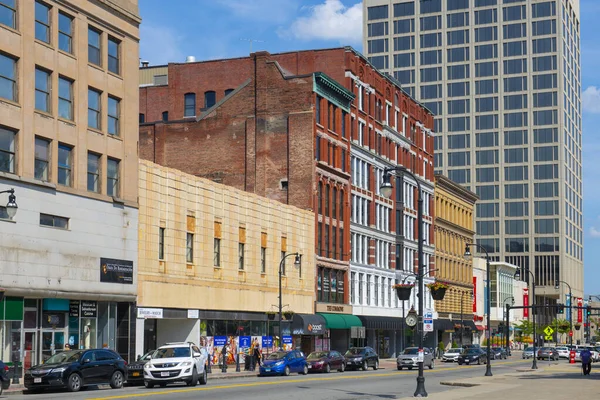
[363,0,583,304]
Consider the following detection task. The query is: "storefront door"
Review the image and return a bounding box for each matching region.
[41,330,66,362]
[24,332,37,370]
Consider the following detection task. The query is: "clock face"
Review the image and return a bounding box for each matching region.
[406,314,418,327]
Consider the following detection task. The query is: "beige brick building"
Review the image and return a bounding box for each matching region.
[137,160,315,355]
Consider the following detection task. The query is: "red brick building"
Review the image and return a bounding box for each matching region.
[139,47,434,353]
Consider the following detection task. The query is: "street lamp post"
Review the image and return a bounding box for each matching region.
[278,253,301,350]
[514,269,537,369]
[554,280,573,347]
[463,244,492,377]
[502,297,514,351]
[380,166,428,398]
[0,188,18,219]
[459,291,473,348]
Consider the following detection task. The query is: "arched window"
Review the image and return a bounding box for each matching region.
[339,190,344,222]
[325,185,330,217]
[318,182,323,215]
[204,91,216,109]
[184,93,196,117]
[332,187,338,220]
[224,88,235,96]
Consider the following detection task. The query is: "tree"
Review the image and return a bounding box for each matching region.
[550,319,571,343]
[514,320,536,337]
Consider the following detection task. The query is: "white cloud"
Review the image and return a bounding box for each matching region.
[590,227,600,238]
[280,0,362,44]
[582,86,600,113]
[140,24,186,65]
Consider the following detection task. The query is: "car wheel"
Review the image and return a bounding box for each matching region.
[325,364,331,373]
[199,368,208,385]
[338,363,345,373]
[302,365,308,375]
[373,360,379,371]
[67,373,82,392]
[283,366,290,376]
[362,361,368,371]
[144,381,155,389]
[429,360,434,370]
[187,367,198,387]
[110,370,124,389]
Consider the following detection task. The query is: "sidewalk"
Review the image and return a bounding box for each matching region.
[397,362,600,400]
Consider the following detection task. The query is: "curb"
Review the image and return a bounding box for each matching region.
[440,381,481,387]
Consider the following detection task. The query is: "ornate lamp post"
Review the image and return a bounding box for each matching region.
[0,188,18,219]
[502,296,514,351]
[554,280,573,347]
[278,253,301,350]
[514,269,538,369]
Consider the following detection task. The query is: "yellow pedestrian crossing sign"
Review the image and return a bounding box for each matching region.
[544,326,554,341]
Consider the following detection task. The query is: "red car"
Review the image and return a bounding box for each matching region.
[306,351,346,373]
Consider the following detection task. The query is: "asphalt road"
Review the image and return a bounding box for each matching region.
[7,358,543,400]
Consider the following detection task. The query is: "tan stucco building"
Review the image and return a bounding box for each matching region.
[434,174,478,347]
[137,160,316,355]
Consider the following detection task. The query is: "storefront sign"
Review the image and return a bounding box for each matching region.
[69,300,80,318]
[81,301,97,317]
[137,307,163,319]
[100,257,134,285]
[214,336,227,347]
[239,336,251,348]
[315,303,353,314]
[262,336,273,347]
[42,312,66,328]
[187,309,199,319]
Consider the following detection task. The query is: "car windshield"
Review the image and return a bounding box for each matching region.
[141,350,155,361]
[446,349,461,354]
[345,348,365,356]
[403,348,419,355]
[267,352,287,360]
[44,350,84,365]
[307,352,328,360]
[153,347,190,359]
[462,349,479,355]
[524,347,533,352]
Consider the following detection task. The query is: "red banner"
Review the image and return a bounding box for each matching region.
[523,288,529,318]
[473,276,477,313]
[577,298,583,323]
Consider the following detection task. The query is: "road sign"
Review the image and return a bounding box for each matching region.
[424,310,433,332]
[543,326,554,336]
[545,335,553,341]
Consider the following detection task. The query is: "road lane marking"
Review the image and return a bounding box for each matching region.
[88,360,528,400]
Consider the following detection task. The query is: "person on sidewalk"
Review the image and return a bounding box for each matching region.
[581,348,592,375]
[253,344,262,371]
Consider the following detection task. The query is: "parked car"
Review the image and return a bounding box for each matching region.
[491,348,507,360]
[143,342,208,388]
[463,344,481,350]
[537,347,559,361]
[457,348,487,365]
[522,347,534,359]
[575,347,600,363]
[344,347,379,371]
[127,350,154,385]
[259,351,308,376]
[0,360,10,395]
[555,346,570,359]
[442,348,463,363]
[306,351,346,373]
[397,347,434,370]
[24,349,126,393]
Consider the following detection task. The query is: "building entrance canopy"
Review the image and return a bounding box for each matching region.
[291,314,327,335]
[318,313,362,329]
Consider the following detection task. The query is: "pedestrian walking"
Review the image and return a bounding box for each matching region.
[581,348,592,375]
[253,344,262,371]
[221,342,229,371]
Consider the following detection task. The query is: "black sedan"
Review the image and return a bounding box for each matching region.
[457,348,487,365]
[344,347,379,371]
[127,350,154,385]
[25,349,126,393]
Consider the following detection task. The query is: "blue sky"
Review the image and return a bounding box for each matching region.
[140,0,600,294]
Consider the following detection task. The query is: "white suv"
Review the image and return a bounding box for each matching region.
[144,342,208,388]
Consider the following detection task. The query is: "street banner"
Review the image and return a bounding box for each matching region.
[566,294,571,322]
[577,298,583,323]
[473,276,477,313]
[523,288,529,318]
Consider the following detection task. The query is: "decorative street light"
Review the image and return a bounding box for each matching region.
[460,290,474,348]
[502,296,514,351]
[554,280,573,347]
[380,166,428,398]
[463,244,493,377]
[0,188,18,219]
[278,253,301,350]
[514,268,538,369]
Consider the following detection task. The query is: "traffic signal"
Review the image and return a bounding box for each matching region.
[587,305,592,317]
[557,303,565,314]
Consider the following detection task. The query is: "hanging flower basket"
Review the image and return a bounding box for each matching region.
[266,312,276,321]
[393,284,414,301]
[427,281,449,300]
[283,311,294,320]
[575,323,581,331]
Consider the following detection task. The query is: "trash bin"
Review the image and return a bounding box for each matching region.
[244,354,251,371]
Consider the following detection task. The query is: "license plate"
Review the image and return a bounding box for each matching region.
[34,378,42,383]
[308,365,312,369]
[265,368,271,372]
[161,372,169,377]
[132,372,140,377]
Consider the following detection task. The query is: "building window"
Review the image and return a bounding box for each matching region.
[35,1,51,43]
[239,243,245,270]
[0,127,16,174]
[108,37,120,74]
[162,111,168,121]
[58,77,73,120]
[204,91,216,109]
[58,12,73,53]
[34,137,50,181]
[316,95,321,124]
[57,143,72,186]
[184,93,196,117]
[139,113,145,123]
[281,251,286,276]
[0,53,17,102]
[186,233,193,263]
[261,246,266,273]
[88,88,102,129]
[225,88,235,96]
[158,227,165,260]
[108,96,120,136]
[35,67,51,113]
[214,238,221,267]
[0,0,17,29]
[107,158,119,197]
[88,27,102,66]
[40,213,68,229]
[87,152,100,192]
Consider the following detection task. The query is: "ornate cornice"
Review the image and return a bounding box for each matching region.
[314,72,355,113]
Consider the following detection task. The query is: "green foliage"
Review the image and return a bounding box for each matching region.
[451,341,458,348]
[438,342,445,351]
[514,320,536,336]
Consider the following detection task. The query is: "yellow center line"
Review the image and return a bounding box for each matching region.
[87,360,527,400]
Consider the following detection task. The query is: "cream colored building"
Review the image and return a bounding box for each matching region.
[0,0,140,366]
[137,160,315,355]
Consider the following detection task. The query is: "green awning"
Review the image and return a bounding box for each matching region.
[318,313,362,329]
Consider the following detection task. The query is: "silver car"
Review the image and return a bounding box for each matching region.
[522,347,534,359]
[397,347,434,370]
[442,348,463,362]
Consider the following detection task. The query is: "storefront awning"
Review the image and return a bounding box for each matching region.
[318,313,362,329]
[435,319,455,332]
[291,313,327,336]
[358,315,404,330]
